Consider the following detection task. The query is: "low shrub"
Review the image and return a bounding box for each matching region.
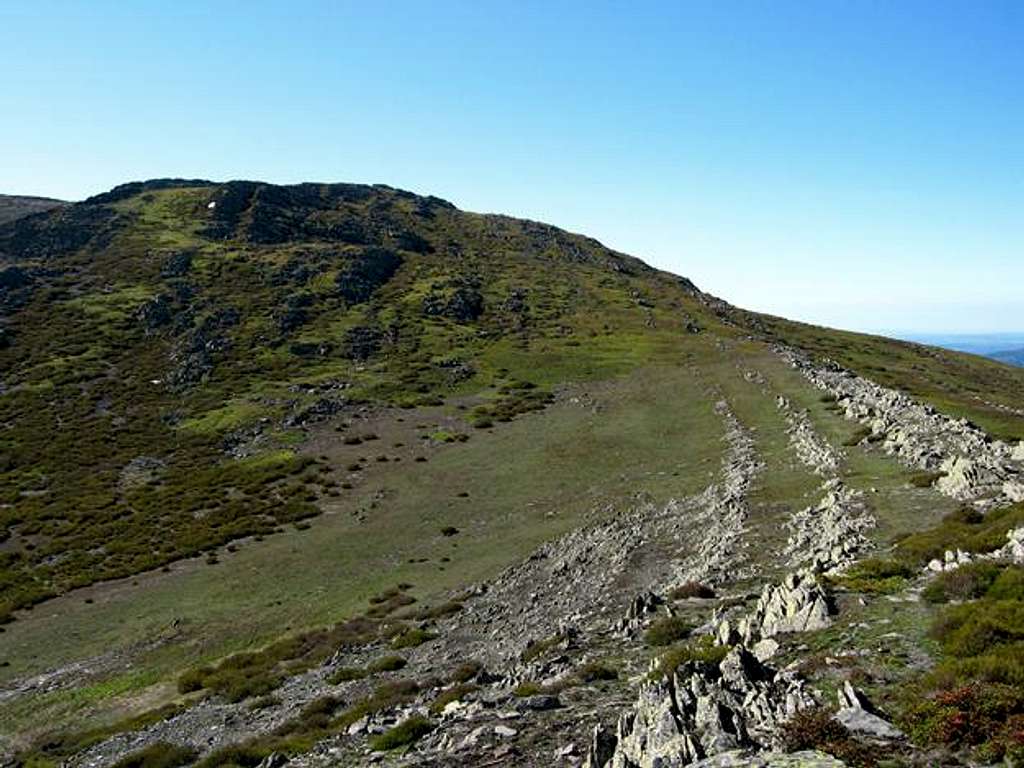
[410,601,463,620]
[512,681,543,697]
[908,470,945,488]
[780,708,879,767]
[654,636,730,678]
[922,561,1003,603]
[832,558,913,594]
[521,632,567,662]
[644,616,692,647]
[368,715,433,751]
[896,503,1024,566]
[111,743,198,768]
[899,683,1024,761]
[668,581,715,600]
[575,661,618,683]
[328,666,367,684]
[391,628,436,649]
[449,660,482,684]
[931,599,1024,660]
[368,654,407,672]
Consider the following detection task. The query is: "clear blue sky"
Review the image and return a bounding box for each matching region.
[2,1,1021,334]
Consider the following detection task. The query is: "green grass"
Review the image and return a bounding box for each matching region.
[368,715,433,751]
[644,616,693,647]
[1,363,725,743]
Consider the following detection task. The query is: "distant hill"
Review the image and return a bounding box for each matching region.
[0,194,65,225]
[990,347,1024,366]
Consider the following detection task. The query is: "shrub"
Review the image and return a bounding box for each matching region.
[780,708,879,767]
[923,561,1003,603]
[668,581,715,600]
[908,470,945,488]
[294,695,341,729]
[989,565,1024,601]
[391,628,436,649]
[112,743,198,768]
[512,681,542,697]
[328,666,367,684]
[931,599,1024,659]
[410,601,463,620]
[449,660,482,684]
[654,636,729,678]
[899,683,1024,754]
[644,616,692,647]
[832,558,913,594]
[521,632,567,662]
[897,503,1024,566]
[368,715,433,751]
[368,654,407,672]
[575,661,618,683]
[781,707,850,752]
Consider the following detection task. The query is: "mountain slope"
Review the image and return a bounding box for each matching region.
[0,194,66,225]
[2,180,1023,767]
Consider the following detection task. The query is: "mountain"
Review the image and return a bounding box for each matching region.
[0,194,66,225]
[990,347,1024,367]
[2,180,1023,767]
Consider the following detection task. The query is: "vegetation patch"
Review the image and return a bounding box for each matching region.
[110,743,199,768]
[652,636,730,678]
[780,707,880,767]
[667,581,715,600]
[644,616,693,647]
[830,558,914,595]
[429,683,479,715]
[368,715,433,751]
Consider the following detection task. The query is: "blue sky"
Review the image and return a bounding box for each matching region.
[2,1,1021,334]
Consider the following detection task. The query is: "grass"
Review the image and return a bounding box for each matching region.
[652,636,729,678]
[368,715,433,751]
[2,363,728,742]
[111,743,198,768]
[830,558,915,595]
[644,615,693,647]
[894,503,1024,566]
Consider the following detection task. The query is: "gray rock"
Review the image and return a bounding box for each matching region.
[834,707,904,743]
[600,646,815,767]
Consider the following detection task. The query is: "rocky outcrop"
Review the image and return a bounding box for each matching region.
[673,401,763,586]
[833,682,904,744]
[716,571,832,654]
[784,481,873,574]
[589,647,815,767]
[777,397,841,476]
[777,346,1024,506]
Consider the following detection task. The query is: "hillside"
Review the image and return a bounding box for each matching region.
[0,194,66,225]
[2,180,1024,768]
